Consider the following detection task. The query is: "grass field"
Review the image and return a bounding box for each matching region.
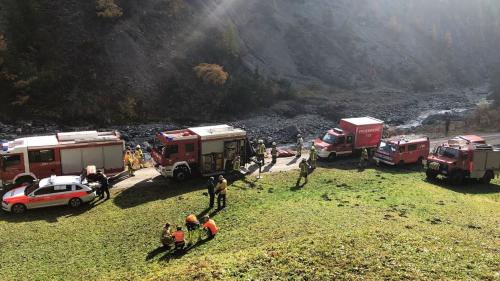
[1,162,499,280]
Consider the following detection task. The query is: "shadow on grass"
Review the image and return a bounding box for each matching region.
[0,202,96,223]
[424,178,500,194]
[158,237,213,262]
[113,176,206,209]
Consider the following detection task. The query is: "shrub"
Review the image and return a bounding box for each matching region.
[96,0,123,18]
[193,63,229,86]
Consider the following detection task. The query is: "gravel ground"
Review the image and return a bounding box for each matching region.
[0,86,491,147]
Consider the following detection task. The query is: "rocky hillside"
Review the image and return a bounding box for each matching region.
[1,0,499,124]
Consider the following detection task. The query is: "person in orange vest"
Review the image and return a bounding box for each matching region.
[202,215,218,239]
[172,226,185,250]
[185,214,200,245]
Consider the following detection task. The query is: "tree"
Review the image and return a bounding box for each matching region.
[96,0,123,18]
[193,63,229,86]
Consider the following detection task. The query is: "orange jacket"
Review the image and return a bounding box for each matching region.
[186,214,199,224]
[172,230,185,242]
[203,219,218,235]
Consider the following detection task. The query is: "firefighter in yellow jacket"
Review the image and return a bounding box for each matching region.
[296,158,309,186]
[134,145,144,168]
[124,147,135,176]
[309,145,318,169]
[256,140,266,166]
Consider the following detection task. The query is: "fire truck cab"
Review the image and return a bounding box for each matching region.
[373,136,430,166]
[151,125,249,181]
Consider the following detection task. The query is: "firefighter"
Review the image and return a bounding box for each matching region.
[296,134,304,157]
[309,145,318,169]
[359,148,369,169]
[124,147,135,176]
[257,139,266,166]
[271,142,278,164]
[160,223,174,249]
[232,155,241,179]
[185,214,200,245]
[172,226,186,250]
[296,158,309,186]
[134,145,144,168]
[202,215,218,239]
[207,177,215,208]
[216,175,228,209]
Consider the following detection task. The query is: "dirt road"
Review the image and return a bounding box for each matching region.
[112,132,500,189]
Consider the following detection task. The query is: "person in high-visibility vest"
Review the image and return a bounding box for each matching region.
[271,142,278,164]
[185,214,200,245]
[202,215,218,239]
[296,134,304,157]
[134,145,144,168]
[232,155,242,179]
[257,139,266,166]
[309,145,318,169]
[172,226,185,249]
[359,148,369,169]
[216,175,228,209]
[296,158,309,186]
[160,223,174,249]
[124,147,135,176]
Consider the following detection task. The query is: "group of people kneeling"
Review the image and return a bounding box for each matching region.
[160,214,218,252]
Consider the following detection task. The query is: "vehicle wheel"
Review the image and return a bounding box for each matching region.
[328,153,337,162]
[11,203,26,214]
[481,171,494,184]
[69,198,82,208]
[448,170,464,185]
[15,176,34,186]
[174,166,190,182]
[426,169,438,180]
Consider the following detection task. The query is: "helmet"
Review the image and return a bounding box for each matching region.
[297,134,302,138]
[258,139,263,144]
[209,176,214,181]
[203,215,209,220]
[136,145,141,149]
[272,142,276,146]
[218,175,224,180]
[236,155,240,159]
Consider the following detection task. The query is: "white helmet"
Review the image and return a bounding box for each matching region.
[272,142,276,146]
[258,139,263,144]
[297,134,302,138]
[136,145,141,149]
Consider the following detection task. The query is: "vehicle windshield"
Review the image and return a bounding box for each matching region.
[436,146,460,159]
[322,134,336,145]
[24,182,39,195]
[379,141,397,154]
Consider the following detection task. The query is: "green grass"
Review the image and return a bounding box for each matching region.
[1,163,499,280]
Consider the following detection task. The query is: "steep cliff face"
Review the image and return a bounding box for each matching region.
[0,0,499,124]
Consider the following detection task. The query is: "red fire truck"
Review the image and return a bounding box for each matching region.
[314,117,384,160]
[425,137,500,184]
[150,125,250,181]
[0,131,124,187]
[373,135,430,166]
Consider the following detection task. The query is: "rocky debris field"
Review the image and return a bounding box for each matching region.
[0,86,491,147]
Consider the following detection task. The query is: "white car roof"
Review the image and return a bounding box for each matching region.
[39,176,82,187]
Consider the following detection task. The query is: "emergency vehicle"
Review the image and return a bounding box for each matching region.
[151,125,250,181]
[0,131,124,187]
[373,135,430,166]
[2,175,97,214]
[314,117,384,160]
[425,137,500,185]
